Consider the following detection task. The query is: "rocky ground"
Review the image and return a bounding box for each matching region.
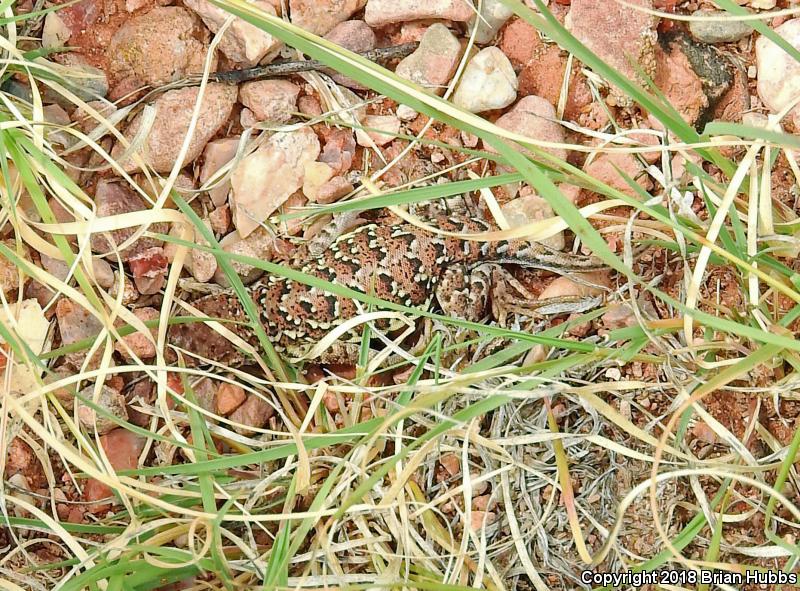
[5,0,800,588]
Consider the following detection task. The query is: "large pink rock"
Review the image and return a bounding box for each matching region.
[653,41,707,125]
[565,0,658,105]
[83,429,146,509]
[239,79,300,124]
[184,0,281,66]
[106,7,211,99]
[485,96,568,162]
[112,84,237,173]
[230,127,320,237]
[365,0,474,26]
[290,0,367,35]
[395,24,462,94]
[90,180,167,260]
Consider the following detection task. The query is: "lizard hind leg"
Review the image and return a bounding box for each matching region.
[437,263,545,327]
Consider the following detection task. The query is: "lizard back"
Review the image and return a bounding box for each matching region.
[167,212,602,364]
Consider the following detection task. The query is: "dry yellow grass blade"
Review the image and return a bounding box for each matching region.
[683,144,758,344]
[362,177,627,243]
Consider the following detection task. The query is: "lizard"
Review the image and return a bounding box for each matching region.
[167,209,607,367]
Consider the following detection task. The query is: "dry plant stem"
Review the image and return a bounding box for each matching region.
[208,43,420,84]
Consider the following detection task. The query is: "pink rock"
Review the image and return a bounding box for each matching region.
[316,176,354,204]
[128,247,168,295]
[112,83,237,174]
[115,307,159,360]
[56,298,102,357]
[190,222,218,284]
[184,0,281,67]
[90,180,167,261]
[302,162,335,201]
[583,152,653,197]
[325,20,376,53]
[356,114,401,147]
[469,510,498,530]
[107,7,212,99]
[485,96,568,161]
[228,394,274,434]
[239,80,300,124]
[565,0,657,105]
[439,453,460,477]
[319,129,356,174]
[83,428,146,508]
[395,23,462,94]
[208,205,231,234]
[230,127,320,237]
[215,382,247,415]
[298,95,323,117]
[7,438,36,480]
[653,41,707,125]
[290,0,366,35]
[325,20,377,89]
[200,137,240,207]
[365,0,474,26]
[499,18,539,68]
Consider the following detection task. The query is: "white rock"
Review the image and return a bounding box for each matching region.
[452,47,518,113]
[397,104,418,121]
[230,127,320,237]
[184,0,282,66]
[749,0,776,8]
[356,114,401,147]
[756,19,800,120]
[42,12,71,49]
[470,0,514,44]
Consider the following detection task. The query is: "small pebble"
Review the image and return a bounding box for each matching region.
[396,104,418,122]
[356,114,401,147]
[77,384,129,434]
[689,9,753,44]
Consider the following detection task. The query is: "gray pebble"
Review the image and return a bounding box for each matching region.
[689,9,753,44]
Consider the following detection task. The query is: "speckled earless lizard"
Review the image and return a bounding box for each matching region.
[167,210,606,366]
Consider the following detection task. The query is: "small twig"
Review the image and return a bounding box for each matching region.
[209,42,420,85]
[136,42,419,105]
